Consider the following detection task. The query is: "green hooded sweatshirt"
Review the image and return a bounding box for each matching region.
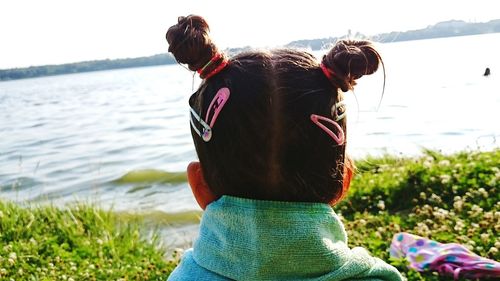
[168,196,403,281]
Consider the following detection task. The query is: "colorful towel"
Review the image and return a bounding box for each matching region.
[390,232,500,280]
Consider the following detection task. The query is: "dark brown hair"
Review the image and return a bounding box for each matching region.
[166,15,382,204]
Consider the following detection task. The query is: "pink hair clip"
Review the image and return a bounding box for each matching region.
[310,114,345,145]
[189,87,231,142]
[205,87,230,128]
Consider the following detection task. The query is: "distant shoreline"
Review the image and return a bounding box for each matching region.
[285,19,500,49]
[1,19,499,82]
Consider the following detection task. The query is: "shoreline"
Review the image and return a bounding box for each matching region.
[2,31,499,82]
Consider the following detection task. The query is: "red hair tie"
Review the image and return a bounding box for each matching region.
[320,63,335,81]
[198,53,229,80]
[204,59,228,79]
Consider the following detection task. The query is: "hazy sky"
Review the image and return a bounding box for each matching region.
[0,0,498,69]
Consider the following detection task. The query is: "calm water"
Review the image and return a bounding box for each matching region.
[1,33,499,223]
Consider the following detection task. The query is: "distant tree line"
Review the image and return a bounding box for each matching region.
[374,19,500,43]
[2,19,499,81]
[286,19,500,50]
[0,54,176,81]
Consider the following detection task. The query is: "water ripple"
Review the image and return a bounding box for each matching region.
[1,38,500,213]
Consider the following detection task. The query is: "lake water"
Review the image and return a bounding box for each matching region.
[1,33,499,246]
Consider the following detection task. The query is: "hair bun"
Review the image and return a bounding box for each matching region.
[166,15,219,72]
[322,40,381,92]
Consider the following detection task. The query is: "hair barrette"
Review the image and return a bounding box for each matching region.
[332,100,346,122]
[190,87,231,142]
[310,114,345,145]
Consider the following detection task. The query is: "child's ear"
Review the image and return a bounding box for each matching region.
[187,161,218,210]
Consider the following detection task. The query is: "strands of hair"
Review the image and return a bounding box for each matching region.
[166,15,227,79]
[166,15,383,205]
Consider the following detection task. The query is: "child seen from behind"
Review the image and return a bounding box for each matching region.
[166,15,403,281]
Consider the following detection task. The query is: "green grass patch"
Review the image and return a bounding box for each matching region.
[337,148,499,280]
[0,202,178,280]
[1,149,498,280]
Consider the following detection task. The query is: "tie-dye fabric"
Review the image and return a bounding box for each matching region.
[390,232,500,280]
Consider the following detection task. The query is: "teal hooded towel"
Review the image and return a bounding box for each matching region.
[168,196,403,281]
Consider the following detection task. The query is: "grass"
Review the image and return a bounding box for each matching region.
[0,148,498,280]
[338,148,499,280]
[0,202,178,280]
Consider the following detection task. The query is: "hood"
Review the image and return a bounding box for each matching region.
[192,196,402,281]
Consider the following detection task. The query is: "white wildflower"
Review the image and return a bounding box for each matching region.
[469,205,483,217]
[438,159,450,166]
[419,192,427,200]
[480,233,490,242]
[377,200,385,210]
[439,174,451,184]
[423,157,434,168]
[433,207,449,220]
[477,188,488,198]
[430,193,442,203]
[453,200,464,211]
[454,220,465,231]
[489,247,498,255]
[416,222,431,236]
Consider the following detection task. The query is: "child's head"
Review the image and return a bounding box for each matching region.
[167,15,382,205]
